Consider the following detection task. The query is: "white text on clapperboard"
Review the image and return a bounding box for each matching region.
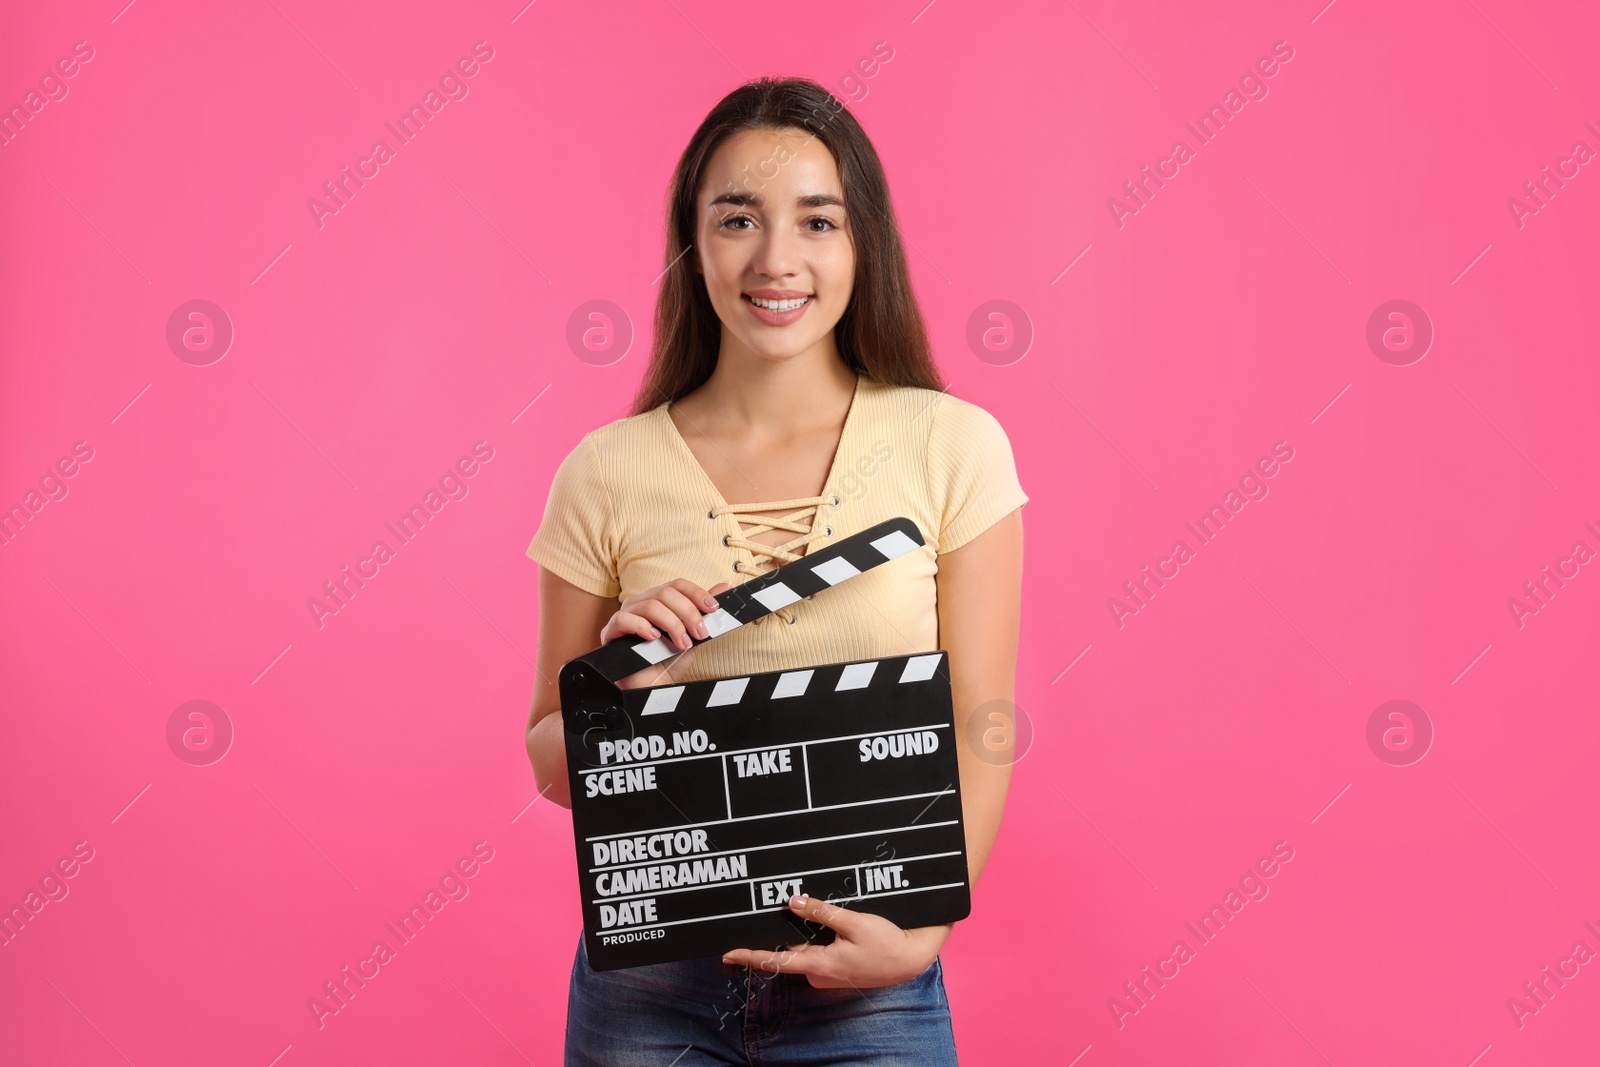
[585,726,938,932]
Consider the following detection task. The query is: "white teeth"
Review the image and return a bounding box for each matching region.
[748,295,810,311]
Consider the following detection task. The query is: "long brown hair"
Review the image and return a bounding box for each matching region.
[628,76,946,416]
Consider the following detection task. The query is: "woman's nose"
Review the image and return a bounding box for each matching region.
[750,224,801,278]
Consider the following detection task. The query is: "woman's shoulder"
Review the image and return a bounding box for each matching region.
[538,405,672,504]
[861,378,1013,445]
[563,402,671,456]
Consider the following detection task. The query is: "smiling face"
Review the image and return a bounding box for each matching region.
[693,126,856,367]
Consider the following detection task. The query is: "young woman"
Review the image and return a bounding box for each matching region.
[525,76,1027,1066]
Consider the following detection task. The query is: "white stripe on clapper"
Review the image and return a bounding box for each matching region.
[771,670,813,699]
[899,653,942,683]
[870,530,919,559]
[703,608,743,637]
[812,556,861,585]
[632,637,677,665]
[706,677,750,707]
[836,661,878,691]
[641,687,684,716]
[752,582,801,611]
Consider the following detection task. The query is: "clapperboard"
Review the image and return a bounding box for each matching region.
[559,517,972,971]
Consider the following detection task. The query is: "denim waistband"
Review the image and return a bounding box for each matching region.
[563,930,958,1065]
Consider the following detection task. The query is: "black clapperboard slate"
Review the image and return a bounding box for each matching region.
[559,517,972,971]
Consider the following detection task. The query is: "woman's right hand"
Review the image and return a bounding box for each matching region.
[605,578,733,690]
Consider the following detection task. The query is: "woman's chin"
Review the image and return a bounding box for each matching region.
[734,337,824,365]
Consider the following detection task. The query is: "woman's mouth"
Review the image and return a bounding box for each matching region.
[742,293,814,326]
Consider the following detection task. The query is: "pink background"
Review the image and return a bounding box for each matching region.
[2,0,1597,1063]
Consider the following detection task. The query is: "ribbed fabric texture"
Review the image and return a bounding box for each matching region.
[526,375,1028,684]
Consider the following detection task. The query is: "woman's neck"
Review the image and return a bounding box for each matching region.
[683,347,858,439]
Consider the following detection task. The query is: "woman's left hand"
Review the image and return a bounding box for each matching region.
[720,895,948,989]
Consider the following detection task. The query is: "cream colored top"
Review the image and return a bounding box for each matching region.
[526,375,1028,684]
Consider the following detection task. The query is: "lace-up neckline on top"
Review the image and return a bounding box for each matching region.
[715,496,831,570]
[664,377,862,626]
[713,496,836,623]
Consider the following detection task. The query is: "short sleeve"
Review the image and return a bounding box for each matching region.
[926,398,1029,554]
[526,433,621,598]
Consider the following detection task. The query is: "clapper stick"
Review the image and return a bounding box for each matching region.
[559,516,925,689]
[557,515,972,971]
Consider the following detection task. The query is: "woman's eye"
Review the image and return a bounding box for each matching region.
[717,214,839,232]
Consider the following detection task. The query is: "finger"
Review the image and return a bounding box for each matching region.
[599,610,665,645]
[654,586,712,644]
[788,894,862,936]
[630,600,693,650]
[669,578,723,612]
[721,945,818,975]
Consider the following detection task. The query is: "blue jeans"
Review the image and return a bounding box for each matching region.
[564,932,959,1065]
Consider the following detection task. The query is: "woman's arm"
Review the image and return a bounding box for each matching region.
[938,505,1025,890]
[902,506,1025,961]
[525,569,618,810]
[526,569,734,808]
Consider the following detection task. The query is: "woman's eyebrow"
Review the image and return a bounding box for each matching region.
[708,192,846,210]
